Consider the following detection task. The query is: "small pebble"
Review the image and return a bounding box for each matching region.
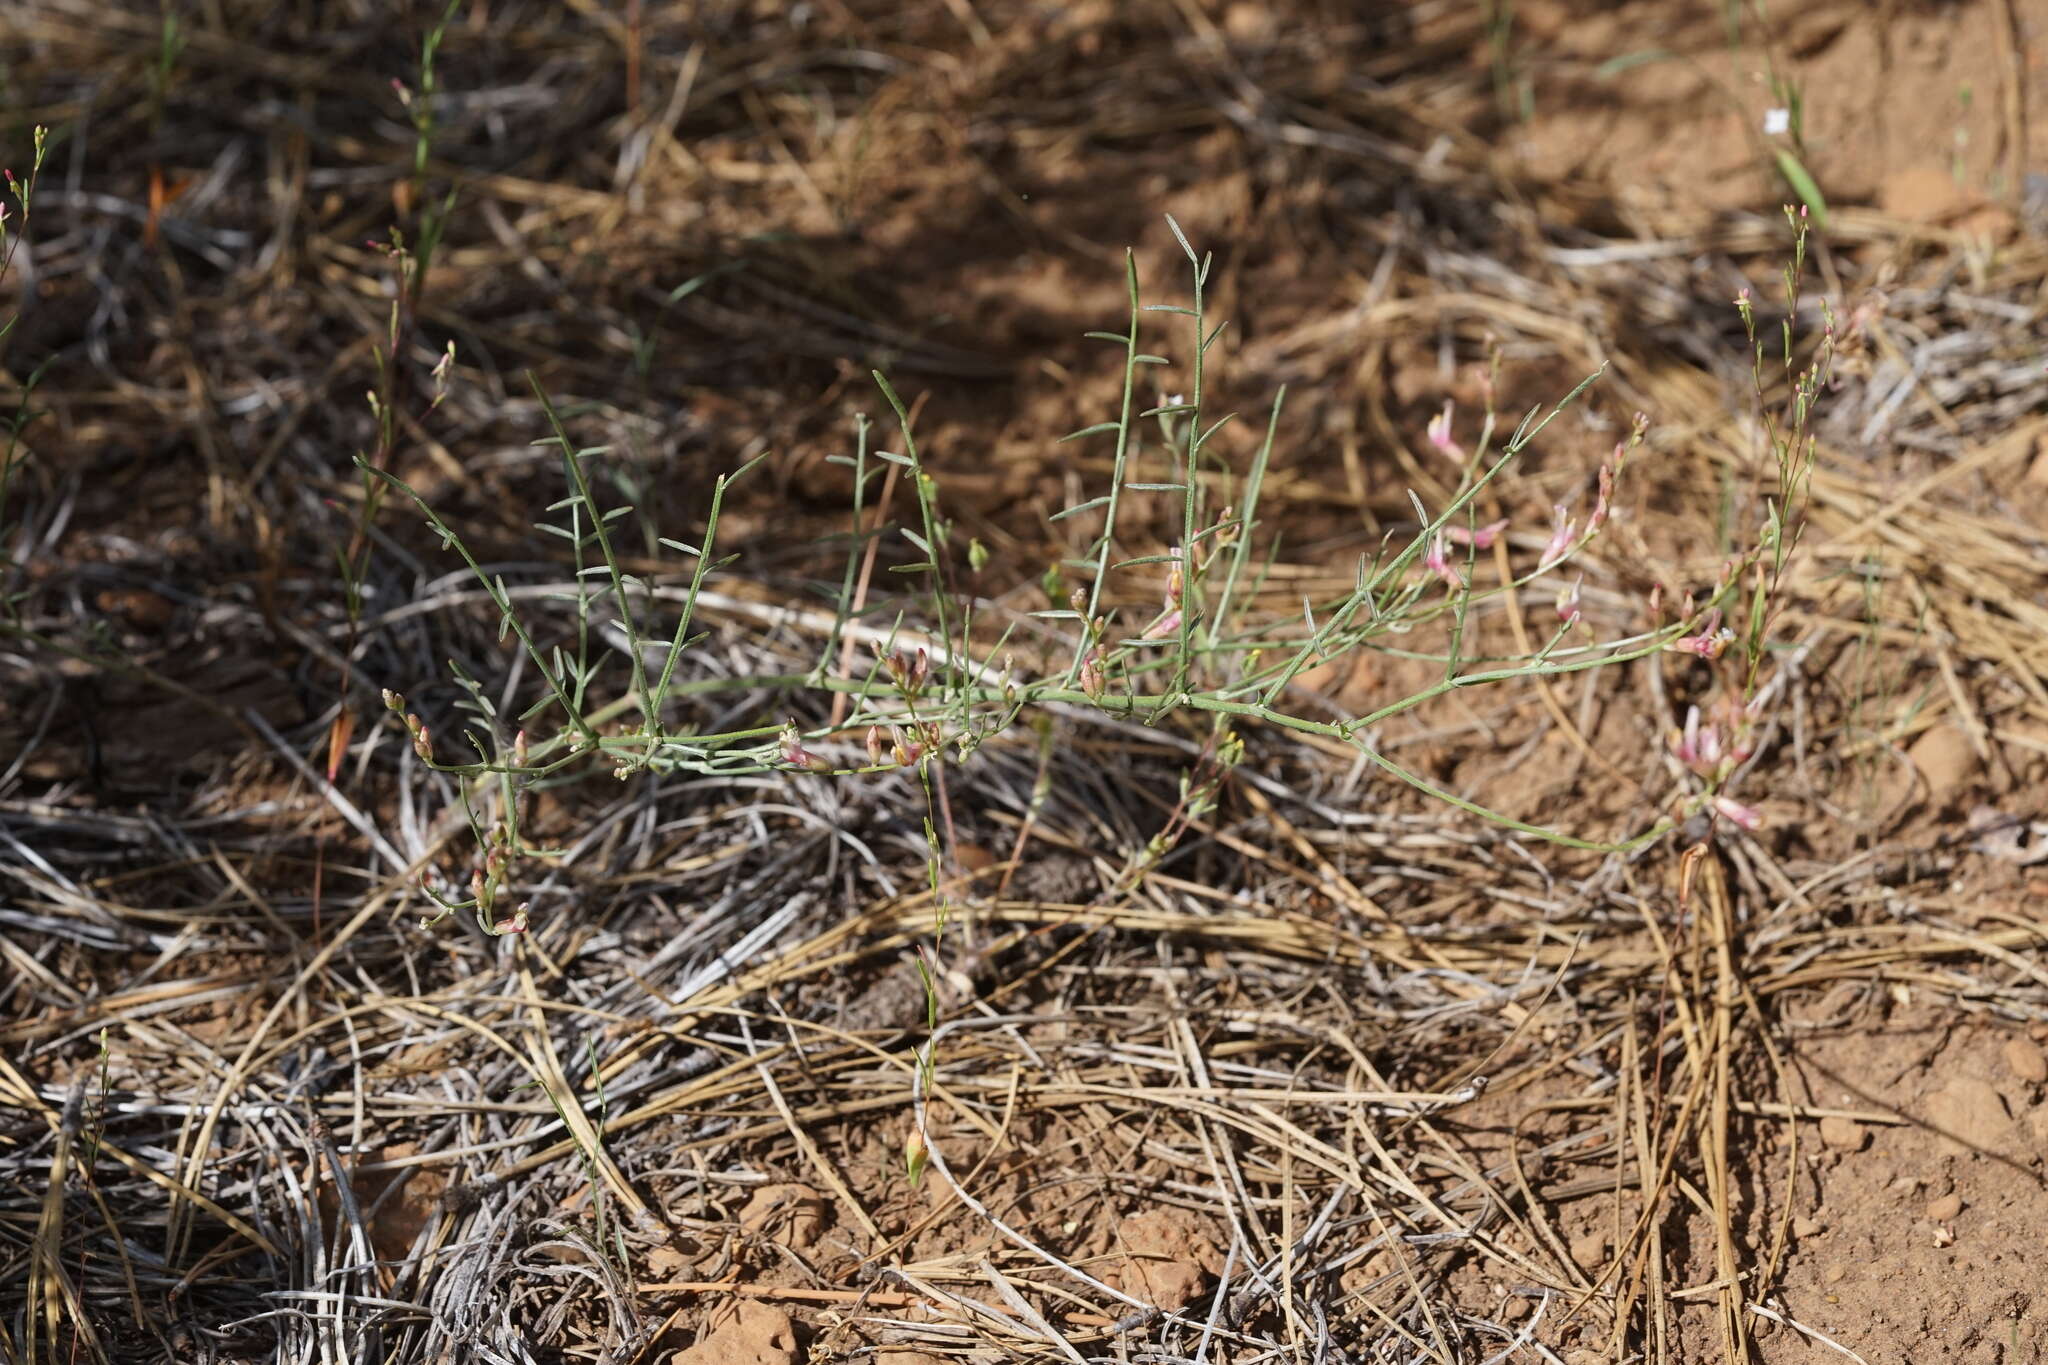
[1819,1115,1868,1151]
[1824,1264,1848,1285]
[1926,1192,1962,1220]
[1792,1215,1823,1238]
[2003,1036,2048,1084]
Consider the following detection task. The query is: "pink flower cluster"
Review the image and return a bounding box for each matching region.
[1669,692,1766,831]
[1670,694,1758,778]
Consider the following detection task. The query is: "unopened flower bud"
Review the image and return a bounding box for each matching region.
[1213,504,1239,547]
[1587,463,1616,534]
[904,1125,929,1185]
[1079,649,1105,698]
[1557,574,1582,623]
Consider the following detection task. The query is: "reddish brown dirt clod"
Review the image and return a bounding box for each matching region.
[737,1183,827,1251]
[1905,724,1981,809]
[1818,1115,1868,1151]
[668,1301,798,1365]
[2002,1036,2047,1084]
[1106,1208,1226,1311]
[1927,1079,2015,1158]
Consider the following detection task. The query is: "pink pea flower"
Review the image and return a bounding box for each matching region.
[1426,402,1465,463]
[891,729,925,767]
[1142,608,1183,640]
[781,728,829,772]
[1714,692,1761,765]
[1671,705,1704,767]
[1671,609,1732,660]
[1671,705,1730,773]
[1422,533,1463,589]
[1539,504,1577,570]
[1445,518,1508,549]
[1710,795,1763,831]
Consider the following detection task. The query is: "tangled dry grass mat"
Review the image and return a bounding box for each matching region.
[2,2,2047,1363]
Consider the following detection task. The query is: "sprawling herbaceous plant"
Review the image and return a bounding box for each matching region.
[363,212,1828,1178]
